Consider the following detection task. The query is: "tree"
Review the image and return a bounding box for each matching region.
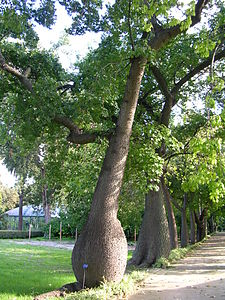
[0,0,216,287]
[130,11,224,263]
[0,181,18,214]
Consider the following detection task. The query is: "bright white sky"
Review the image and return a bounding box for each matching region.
[0,160,16,187]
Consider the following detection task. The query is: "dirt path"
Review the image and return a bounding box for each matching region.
[12,240,135,251]
[13,239,75,250]
[128,232,225,300]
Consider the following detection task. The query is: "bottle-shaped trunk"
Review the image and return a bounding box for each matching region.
[181,194,189,248]
[129,181,170,267]
[161,177,178,250]
[72,57,147,287]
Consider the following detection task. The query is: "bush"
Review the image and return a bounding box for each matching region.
[0,230,44,239]
[44,214,79,238]
[44,218,61,237]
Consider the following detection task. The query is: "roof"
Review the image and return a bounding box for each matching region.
[3,205,59,218]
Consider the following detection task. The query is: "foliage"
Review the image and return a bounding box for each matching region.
[153,244,199,268]
[0,181,19,214]
[0,230,43,239]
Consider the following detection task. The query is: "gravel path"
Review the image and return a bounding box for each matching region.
[128,232,225,300]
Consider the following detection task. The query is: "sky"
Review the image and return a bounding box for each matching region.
[0,160,16,187]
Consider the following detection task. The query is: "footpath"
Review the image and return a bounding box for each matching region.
[128,232,225,300]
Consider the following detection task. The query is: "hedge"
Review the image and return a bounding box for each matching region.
[0,230,44,239]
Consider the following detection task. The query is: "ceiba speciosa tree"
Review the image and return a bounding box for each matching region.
[0,0,212,288]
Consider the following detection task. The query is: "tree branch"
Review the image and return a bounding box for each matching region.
[148,0,209,50]
[0,50,33,92]
[191,0,209,27]
[54,115,81,133]
[171,49,225,100]
[170,194,182,211]
[149,64,172,100]
[54,114,113,144]
[128,0,135,52]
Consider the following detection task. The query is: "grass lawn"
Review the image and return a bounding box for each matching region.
[0,239,75,300]
[0,239,134,300]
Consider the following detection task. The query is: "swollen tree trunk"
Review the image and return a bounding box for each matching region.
[18,192,23,231]
[129,181,170,267]
[190,210,196,244]
[72,57,147,287]
[161,177,178,250]
[181,194,189,248]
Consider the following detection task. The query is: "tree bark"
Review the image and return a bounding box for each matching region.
[129,180,170,266]
[190,210,196,244]
[161,177,178,249]
[72,57,147,287]
[208,215,215,234]
[195,209,207,242]
[41,167,51,224]
[181,193,189,247]
[18,191,23,231]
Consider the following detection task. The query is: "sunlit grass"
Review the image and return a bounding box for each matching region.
[0,240,137,300]
[0,239,74,300]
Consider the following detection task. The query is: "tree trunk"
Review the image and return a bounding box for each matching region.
[18,192,23,231]
[161,177,178,250]
[208,215,215,234]
[181,194,189,248]
[196,209,207,242]
[190,210,196,244]
[41,167,51,224]
[72,57,147,287]
[129,181,170,267]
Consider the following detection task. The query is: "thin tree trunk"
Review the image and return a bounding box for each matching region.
[18,192,23,231]
[195,208,207,242]
[129,180,170,267]
[208,215,215,234]
[190,210,196,244]
[161,177,178,249]
[72,57,147,287]
[41,167,51,224]
[181,193,189,247]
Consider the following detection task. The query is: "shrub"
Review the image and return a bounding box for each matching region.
[44,214,79,238]
[0,230,44,239]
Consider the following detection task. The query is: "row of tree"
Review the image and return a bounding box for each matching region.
[0,0,224,289]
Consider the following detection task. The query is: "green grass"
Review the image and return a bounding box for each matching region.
[153,242,201,269]
[0,240,137,300]
[0,238,201,300]
[0,239,75,300]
